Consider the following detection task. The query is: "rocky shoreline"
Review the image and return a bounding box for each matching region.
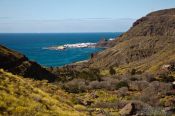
[42,39,115,50]
[43,42,96,50]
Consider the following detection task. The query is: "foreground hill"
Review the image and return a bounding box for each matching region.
[88,8,175,73]
[0,69,85,116]
[0,45,57,82]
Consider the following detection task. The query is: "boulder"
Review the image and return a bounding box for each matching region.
[119,103,135,115]
[161,64,171,71]
[86,100,94,106]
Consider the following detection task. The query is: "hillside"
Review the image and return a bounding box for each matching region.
[49,8,175,115]
[0,45,57,82]
[0,69,85,116]
[0,8,175,116]
[88,8,175,73]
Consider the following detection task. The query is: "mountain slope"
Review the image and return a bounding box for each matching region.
[0,69,85,116]
[0,45,57,82]
[88,8,175,73]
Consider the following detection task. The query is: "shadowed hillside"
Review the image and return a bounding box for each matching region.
[0,45,57,82]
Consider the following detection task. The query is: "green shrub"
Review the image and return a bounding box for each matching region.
[139,81,172,106]
[159,74,174,82]
[78,69,101,81]
[109,67,116,75]
[131,69,136,75]
[115,81,128,90]
[63,79,87,93]
[128,81,149,91]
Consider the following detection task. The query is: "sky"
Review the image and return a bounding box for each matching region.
[0,0,175,33]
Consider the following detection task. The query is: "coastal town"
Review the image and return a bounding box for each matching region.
[43,38,115,50]
[43,42,96,50]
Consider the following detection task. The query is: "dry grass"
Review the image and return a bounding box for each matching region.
[0,69,85,116]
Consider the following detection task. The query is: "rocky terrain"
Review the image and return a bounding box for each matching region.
[47,8,175,116]
[0,8,175,116]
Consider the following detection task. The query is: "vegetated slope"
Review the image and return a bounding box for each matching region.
[48,8,175,116]
[0,45,57,82]
[0,69,85,116]
[88,8,175,73]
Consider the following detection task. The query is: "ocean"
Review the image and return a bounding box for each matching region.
[0,32,122,67]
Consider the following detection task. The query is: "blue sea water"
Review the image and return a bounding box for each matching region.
[0,33,122,67]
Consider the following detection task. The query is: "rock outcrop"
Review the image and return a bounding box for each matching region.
[0,45,57,82]
[95,39,108,48]
[119,103,135,115]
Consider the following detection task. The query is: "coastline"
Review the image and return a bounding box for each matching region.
[73,60,89,64]
[43,43,96,50]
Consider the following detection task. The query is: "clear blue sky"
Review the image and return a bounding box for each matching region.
[0,0,175,33]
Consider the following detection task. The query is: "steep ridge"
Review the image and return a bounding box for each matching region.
[0,45,57,82]
[88,8,175,72]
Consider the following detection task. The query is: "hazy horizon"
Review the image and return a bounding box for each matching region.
[0,0,175,33]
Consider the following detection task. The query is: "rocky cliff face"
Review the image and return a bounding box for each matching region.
[88,8,175,72]
[0,45,57,82]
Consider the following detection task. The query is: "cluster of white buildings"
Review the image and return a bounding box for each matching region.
[43,38,115,50]
[43,42,96,50]
[63,43,96,48]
